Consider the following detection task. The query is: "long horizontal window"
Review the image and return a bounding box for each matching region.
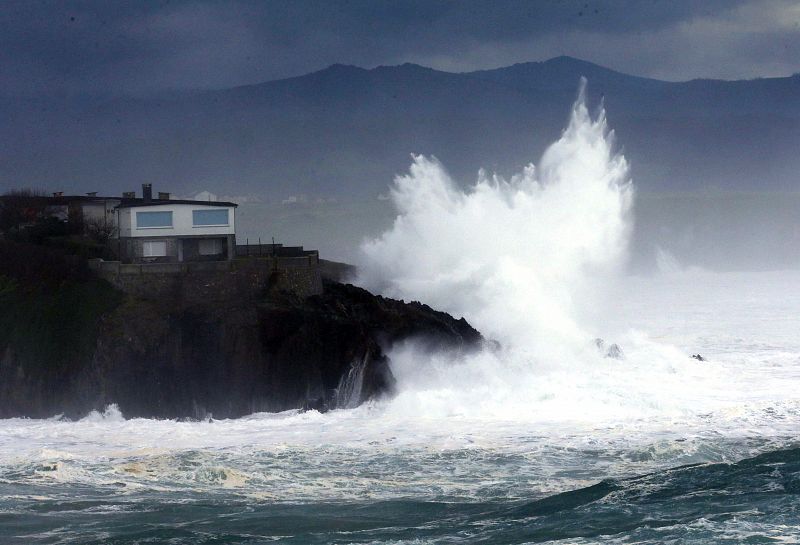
[193,209,229,226]
[136,211,173,228]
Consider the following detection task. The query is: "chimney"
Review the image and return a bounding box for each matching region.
[158,192,170,200]
[122,191,136,199]
[142,183,152,202]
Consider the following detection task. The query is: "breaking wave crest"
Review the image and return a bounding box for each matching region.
[359,80,633,351]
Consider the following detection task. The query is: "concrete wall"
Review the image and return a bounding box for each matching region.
[118,208,132,237]
[89,254,323,301]
[117,203,236,238]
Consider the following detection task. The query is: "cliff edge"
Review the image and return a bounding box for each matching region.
[0,242,481,419]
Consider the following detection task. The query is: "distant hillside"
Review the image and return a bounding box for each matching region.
[2,56,799,198]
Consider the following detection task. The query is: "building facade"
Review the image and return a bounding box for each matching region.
[116,201,237,263]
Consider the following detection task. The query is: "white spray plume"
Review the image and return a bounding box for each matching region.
[358,80,633,350]
[354,83,800,424]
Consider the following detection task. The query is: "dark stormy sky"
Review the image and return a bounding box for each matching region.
[3,0,800,98]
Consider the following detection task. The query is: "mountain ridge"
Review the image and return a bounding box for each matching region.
[2,56,798,199]
[219,55,796,93]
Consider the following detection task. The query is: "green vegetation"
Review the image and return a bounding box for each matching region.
[1,190,113,259]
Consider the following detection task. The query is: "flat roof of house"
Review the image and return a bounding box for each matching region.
[117,199,237,208]
[0,194,237,208]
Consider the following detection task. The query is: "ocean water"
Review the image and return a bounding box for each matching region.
[3,85,799,543]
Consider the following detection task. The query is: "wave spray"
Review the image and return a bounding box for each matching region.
[355,82,739,422]
[359,81,631,349]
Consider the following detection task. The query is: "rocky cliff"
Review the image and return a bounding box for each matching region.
[0,242,481,419]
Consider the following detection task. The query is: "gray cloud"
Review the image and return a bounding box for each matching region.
[1,0,798,98]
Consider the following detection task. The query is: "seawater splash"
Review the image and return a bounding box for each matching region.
[359,80,632,350]
[355,83,742,422]
[655,245,707,275]
[334,351,369,409]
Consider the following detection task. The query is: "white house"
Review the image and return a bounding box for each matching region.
[115,185,237,263]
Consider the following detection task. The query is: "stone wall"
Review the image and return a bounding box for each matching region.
[89,255,323,302]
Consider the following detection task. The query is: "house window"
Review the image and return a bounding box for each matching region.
[142,240,167,257]
[192,209,229,226]
[136,211,173,228]
[198,238,223,255]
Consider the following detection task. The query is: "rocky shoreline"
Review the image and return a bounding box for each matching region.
[0,243,481,419]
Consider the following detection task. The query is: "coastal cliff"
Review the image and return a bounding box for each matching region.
[0,242,481,419]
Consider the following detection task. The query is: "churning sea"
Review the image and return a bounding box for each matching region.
[1,269,799,544]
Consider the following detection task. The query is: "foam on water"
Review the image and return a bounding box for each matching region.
[1,275,797,506]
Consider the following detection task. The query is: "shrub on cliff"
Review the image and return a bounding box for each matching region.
[0,240,90,289]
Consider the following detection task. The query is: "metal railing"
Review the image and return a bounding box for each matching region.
[235,239,318,259]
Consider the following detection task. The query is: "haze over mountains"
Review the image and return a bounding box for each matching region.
[2,56,799,270]
[3,56,799,198]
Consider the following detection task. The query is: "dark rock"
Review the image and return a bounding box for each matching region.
[605,343,624,360]
[594,338,625,360]
[318,259,357,283]
[0,271,482,419]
